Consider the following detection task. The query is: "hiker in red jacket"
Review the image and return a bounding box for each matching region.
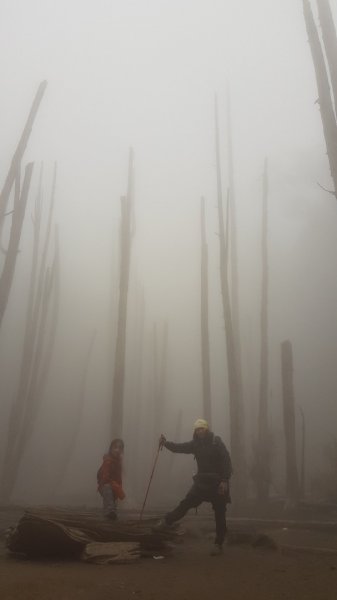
[97,438,125,520]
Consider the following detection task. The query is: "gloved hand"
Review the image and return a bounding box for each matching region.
[159,434,167,448]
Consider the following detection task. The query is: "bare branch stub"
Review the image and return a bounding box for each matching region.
[317,181,336,196]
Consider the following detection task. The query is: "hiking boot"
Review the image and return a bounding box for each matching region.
[106,510,117,521]
[152,519,174,532]
[210,543,223,556]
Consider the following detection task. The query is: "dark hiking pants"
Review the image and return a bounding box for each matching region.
[165,482,227,545]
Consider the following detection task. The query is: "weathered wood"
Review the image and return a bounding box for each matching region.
[153,321,168,441]
[6,509,181,559]
[7,514,91,557]
[281,340,300,507]
[316,0,337,116]
[1,166,59,501]
[200,197,212,424]
[82,541,140,564]
[303,0,337,196]
[0,163,34,328]
[168,409,183,480]
[299,406,306,498]
[0,81,47,229]
[111,149,134,437]
[34,225,60,399]
[214,94,246,501]
[53,330,96,489]
[256,159,270,503]
[226,87,245,439]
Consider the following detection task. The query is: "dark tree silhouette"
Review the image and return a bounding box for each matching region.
[200,196,212,425]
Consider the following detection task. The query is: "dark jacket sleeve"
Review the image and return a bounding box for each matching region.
[215,436,233,480]
[164,440,194,454]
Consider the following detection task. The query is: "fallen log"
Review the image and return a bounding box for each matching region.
[6,508,182,560]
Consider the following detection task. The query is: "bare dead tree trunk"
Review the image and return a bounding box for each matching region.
[0,172,41,498]
[281,340,300,508]
[34,226,60,400]
[1,251,59,501]
[54,331,96,490]
[256,158,270,503]
[316,0,337,115]
[111,148,134,438]
[299,406,306,499]
[18,261,56,440]
[153,321,168,439]
[153,323,159,435]
[159,321,168,410]
[2,165,55,469]
[215,94,247,502]
[226,87,244,426]
[303,0,337,196]
[0,81,47,229]
[130,286,145,498]
[0,163,34,328]
[200,197,212,424]
[1,169,59,502]
[30,164,57,351]
[168,409,183,480]
[26,163,43,333]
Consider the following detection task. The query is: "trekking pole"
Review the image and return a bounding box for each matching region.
[139,439,163,520]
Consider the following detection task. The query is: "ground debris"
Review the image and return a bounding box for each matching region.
[81,541,141,564]
[227,529,278,550]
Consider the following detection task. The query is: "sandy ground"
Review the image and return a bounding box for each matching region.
[1,509,337,600]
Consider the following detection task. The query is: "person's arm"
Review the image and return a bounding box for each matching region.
[160,434,194,454]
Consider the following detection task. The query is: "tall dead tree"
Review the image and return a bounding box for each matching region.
[316,0,337,114]
[1,241,60,500]
[129,286,146,498]
[1,169,60,501]
[111,148,134,438]
[200,197,212,424]
[0,163,34,327]
[303,0,337,196]
[18,245,59,447]
[34,226,60,400]
[54,331,96,490]
[226,87,244,419]
[2,165,56,458]
[256,159,270,503]
[281,340,300,507]
[168,409,183,481]
[299,406,306,498]
[215,95,247,501]
[0,81,47,231]
[153,321,168,438]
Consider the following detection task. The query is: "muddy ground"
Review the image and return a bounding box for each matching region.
[1,507,337,600]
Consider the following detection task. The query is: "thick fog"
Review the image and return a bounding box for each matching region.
[0,0,337,507]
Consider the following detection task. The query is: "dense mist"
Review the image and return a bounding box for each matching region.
[0,0,337,509]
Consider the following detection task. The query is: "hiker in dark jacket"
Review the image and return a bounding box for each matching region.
[157,418,232,556]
